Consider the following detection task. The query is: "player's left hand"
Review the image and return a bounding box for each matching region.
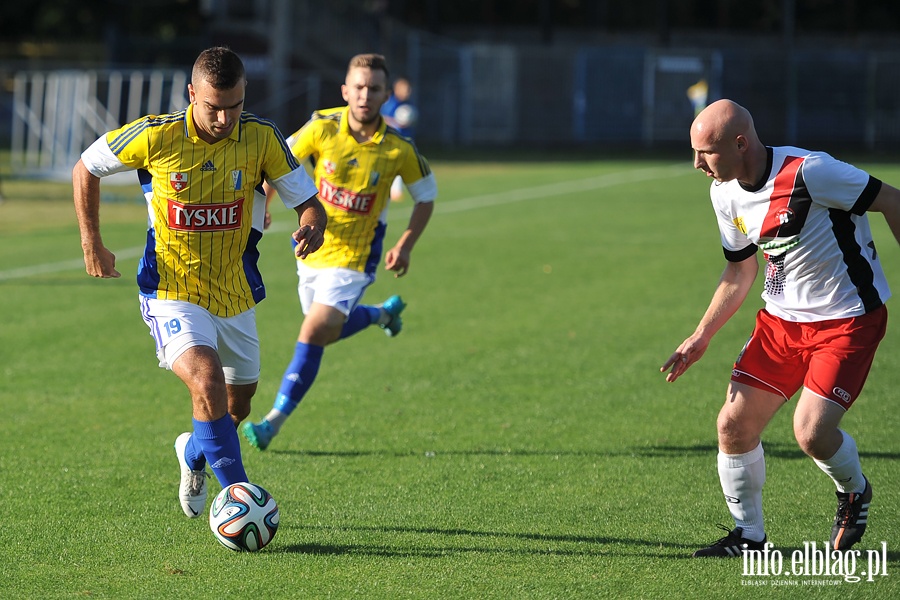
[660,335,709,382]
[292,225,324,259]
[384,247,410,278]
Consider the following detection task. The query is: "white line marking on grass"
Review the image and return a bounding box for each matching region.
[0,247,145,282]
[1,163,691,281]
[431,163,693,215]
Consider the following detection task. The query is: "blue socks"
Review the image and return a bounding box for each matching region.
[266,309,378,430]
[340,305,381,339]
[273,342,324,416]
[190,414,248,486]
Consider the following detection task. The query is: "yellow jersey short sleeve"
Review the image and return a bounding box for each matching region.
[286,106,436,273]
[94,105,311,317]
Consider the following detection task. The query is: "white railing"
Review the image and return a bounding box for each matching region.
[11,69,188,180]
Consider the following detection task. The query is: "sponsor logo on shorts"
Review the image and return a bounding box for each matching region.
[167,198,244,231]
[319,179,375,214]
[725,495,741,504]
[833,387,852,403]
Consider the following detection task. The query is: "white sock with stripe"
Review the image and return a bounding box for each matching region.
[813,429,866,494]
[717,442,766,543]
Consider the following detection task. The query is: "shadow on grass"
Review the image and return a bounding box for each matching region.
[272,441,900,462]
[275,523,694,559]
[275,524,900,564]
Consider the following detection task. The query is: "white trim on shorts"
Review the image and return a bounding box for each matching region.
[139,296,260,385]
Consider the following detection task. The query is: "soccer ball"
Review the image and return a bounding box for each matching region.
[209,482,279,551]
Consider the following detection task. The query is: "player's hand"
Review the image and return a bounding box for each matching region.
[292,225,324,259]
[384,247,410,278]
[82,245,121,278]
[660,335,709,382]
[263,211,272,230]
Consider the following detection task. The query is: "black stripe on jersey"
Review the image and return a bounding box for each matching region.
[776,165,813,238]
[851,176,883,215]
[724,243,758,263]
[829,209,883,312]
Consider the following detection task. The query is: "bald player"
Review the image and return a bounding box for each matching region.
[662,99,900,557]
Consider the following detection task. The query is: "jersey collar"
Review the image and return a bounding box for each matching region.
[339,105,386,144]
[184,103,242,144]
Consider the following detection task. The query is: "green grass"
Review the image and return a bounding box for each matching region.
[1,156,899,598]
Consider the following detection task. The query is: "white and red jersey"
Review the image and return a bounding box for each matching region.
[712,146,889,322]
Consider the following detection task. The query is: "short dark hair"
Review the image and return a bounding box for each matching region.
[192,46,246,90]
[347,53,389,80]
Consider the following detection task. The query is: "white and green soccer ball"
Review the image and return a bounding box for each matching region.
[209,482,279,551]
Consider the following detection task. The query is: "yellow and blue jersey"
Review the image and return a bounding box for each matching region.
[286,106,435,272]
[94,104,314,317]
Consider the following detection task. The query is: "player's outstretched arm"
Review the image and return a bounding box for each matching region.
[72,159,120,278]
[661,256,758,382]
[384,200,434,278]
[292,195,327,259]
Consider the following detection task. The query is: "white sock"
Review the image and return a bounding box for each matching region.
[813,430,866,494]
[718,442,766,542]
[263,409,289,434]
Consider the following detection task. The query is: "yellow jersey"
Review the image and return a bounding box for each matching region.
[83,103,318,317]
[286,106,436,272]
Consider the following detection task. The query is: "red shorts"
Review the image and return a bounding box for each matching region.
[731,305,887,409]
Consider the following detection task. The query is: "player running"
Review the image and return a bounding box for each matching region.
[73,46,326,519]
[661,99,900,557]
[242,53,436,451]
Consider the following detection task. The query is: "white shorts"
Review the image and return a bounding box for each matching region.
[295,262,374,317]
[139,296,260,385]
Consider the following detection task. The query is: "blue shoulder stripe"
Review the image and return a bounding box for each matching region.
[108,111,186,155]
[241,113,300,170]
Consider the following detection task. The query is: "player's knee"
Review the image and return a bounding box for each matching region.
[716,411,752,449]
[793,424,834,459]
[230,403,251,425]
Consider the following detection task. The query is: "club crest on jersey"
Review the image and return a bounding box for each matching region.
[319,179,375,214]
[231,170,243,191]
[167,198,244,231]
[348,158,359,167]
[733,216,747,235]
[775,207,794,225]
[323,160,336,175]
[170,172,188,192]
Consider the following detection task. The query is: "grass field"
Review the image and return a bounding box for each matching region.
[1,154,899,599]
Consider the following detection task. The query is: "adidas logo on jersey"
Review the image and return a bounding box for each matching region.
[200,160,216,171]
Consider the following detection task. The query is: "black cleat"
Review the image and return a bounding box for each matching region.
[831,478,872,551]
[692,525,767,558]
